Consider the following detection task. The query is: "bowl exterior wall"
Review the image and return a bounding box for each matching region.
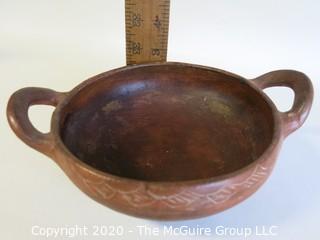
[49,63,283,220]
[53,136,281,220]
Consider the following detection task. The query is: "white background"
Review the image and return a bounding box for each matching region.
[0,0,319,239]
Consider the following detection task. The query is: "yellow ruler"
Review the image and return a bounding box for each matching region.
[125,0,170,65]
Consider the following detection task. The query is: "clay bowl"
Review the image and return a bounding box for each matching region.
[7,62,313,220]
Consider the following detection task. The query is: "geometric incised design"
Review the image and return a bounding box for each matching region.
[72,164,268,211]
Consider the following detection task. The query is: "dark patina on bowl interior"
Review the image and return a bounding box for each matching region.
[7,62,313,220]
[61,64,273,182]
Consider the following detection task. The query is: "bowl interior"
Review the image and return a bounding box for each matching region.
[60,64,274,181]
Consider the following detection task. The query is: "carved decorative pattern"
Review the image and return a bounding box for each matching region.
[70,163,268,211]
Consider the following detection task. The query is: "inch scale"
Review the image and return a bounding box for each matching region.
[125,0,170,65]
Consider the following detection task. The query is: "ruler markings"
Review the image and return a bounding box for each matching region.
[125,0,170,65]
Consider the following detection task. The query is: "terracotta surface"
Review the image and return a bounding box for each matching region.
[7,62,313,220]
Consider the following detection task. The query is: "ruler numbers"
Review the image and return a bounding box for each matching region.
[125,0,170,65]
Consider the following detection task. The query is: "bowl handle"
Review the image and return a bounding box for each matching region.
[252,70,313,137]
[7,87,66,157]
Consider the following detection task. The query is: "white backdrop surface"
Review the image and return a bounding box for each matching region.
[0,0,319,239]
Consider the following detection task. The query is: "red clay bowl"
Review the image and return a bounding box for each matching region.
[7,62,313,220]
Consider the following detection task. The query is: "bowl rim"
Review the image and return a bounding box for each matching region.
[51,62,282,186]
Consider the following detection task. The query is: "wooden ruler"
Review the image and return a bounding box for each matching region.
[125,0,170,65]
